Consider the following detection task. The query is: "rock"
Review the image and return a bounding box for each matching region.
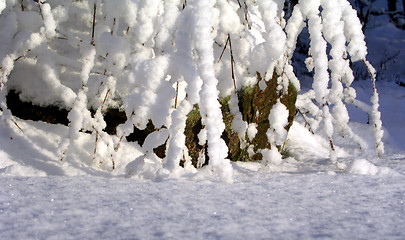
[184,72,297,164]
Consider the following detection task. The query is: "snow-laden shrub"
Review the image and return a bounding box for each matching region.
[0,0,383,182]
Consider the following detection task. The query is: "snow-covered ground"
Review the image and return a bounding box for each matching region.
[1,1,405,240]
[1,172,404,240]
[1,79,404,240]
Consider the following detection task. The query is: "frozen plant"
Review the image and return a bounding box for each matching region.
[0,0,384,181]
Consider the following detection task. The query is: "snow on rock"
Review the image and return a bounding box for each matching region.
[268,100,289,145]
[229,92,247,141]
[247,123,258,141]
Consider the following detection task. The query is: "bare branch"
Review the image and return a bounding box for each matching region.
[91,3,96,46]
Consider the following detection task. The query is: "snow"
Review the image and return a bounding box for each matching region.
[1,79,404,239]
[0,0,4,15]
[192,0,233,182]
[1,173,404,239]
[268,100,289,145]
[348,159,390,175]
[1,0,405,239]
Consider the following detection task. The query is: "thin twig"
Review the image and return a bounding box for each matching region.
[214,41,222,47]
[182,0,187,10]
[110,153,115,170]
[114,111,135,152]
[329,139,335,151]
[0,50,31,72]
[91,3,96,46]
[37,1,44,20]
[362,59,377,94]
[217,37,229,63]
[93,130,99,156]
[228,34,236,90]
[175,82,179,109]
[100,88,111,112]
[237,0,242,8]
[14,55,24,62]
[11,119,24,133]
[216,35,236,89]
[297,109,315,134]
[362,59,378,130]
[114,135,125,151]
[243,1,251,30]
[362,58,384,158]
[111,18,116,35]
[255,72,263,125]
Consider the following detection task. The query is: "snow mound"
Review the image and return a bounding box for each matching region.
[349,159,393,176]
[285,122,329,160]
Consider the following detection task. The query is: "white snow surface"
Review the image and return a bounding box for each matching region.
[1,172,404,240]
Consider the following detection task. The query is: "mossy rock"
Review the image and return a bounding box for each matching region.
[237,72,297,160]
[184,98,241,167]
[184,72,297,164]
[7,71,298,166]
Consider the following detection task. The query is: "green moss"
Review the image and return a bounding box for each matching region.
[235,72,297,161]
[184,105,204,167]
[219,96,241,161]
[184,98,242,166]
[186,104,202,123]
